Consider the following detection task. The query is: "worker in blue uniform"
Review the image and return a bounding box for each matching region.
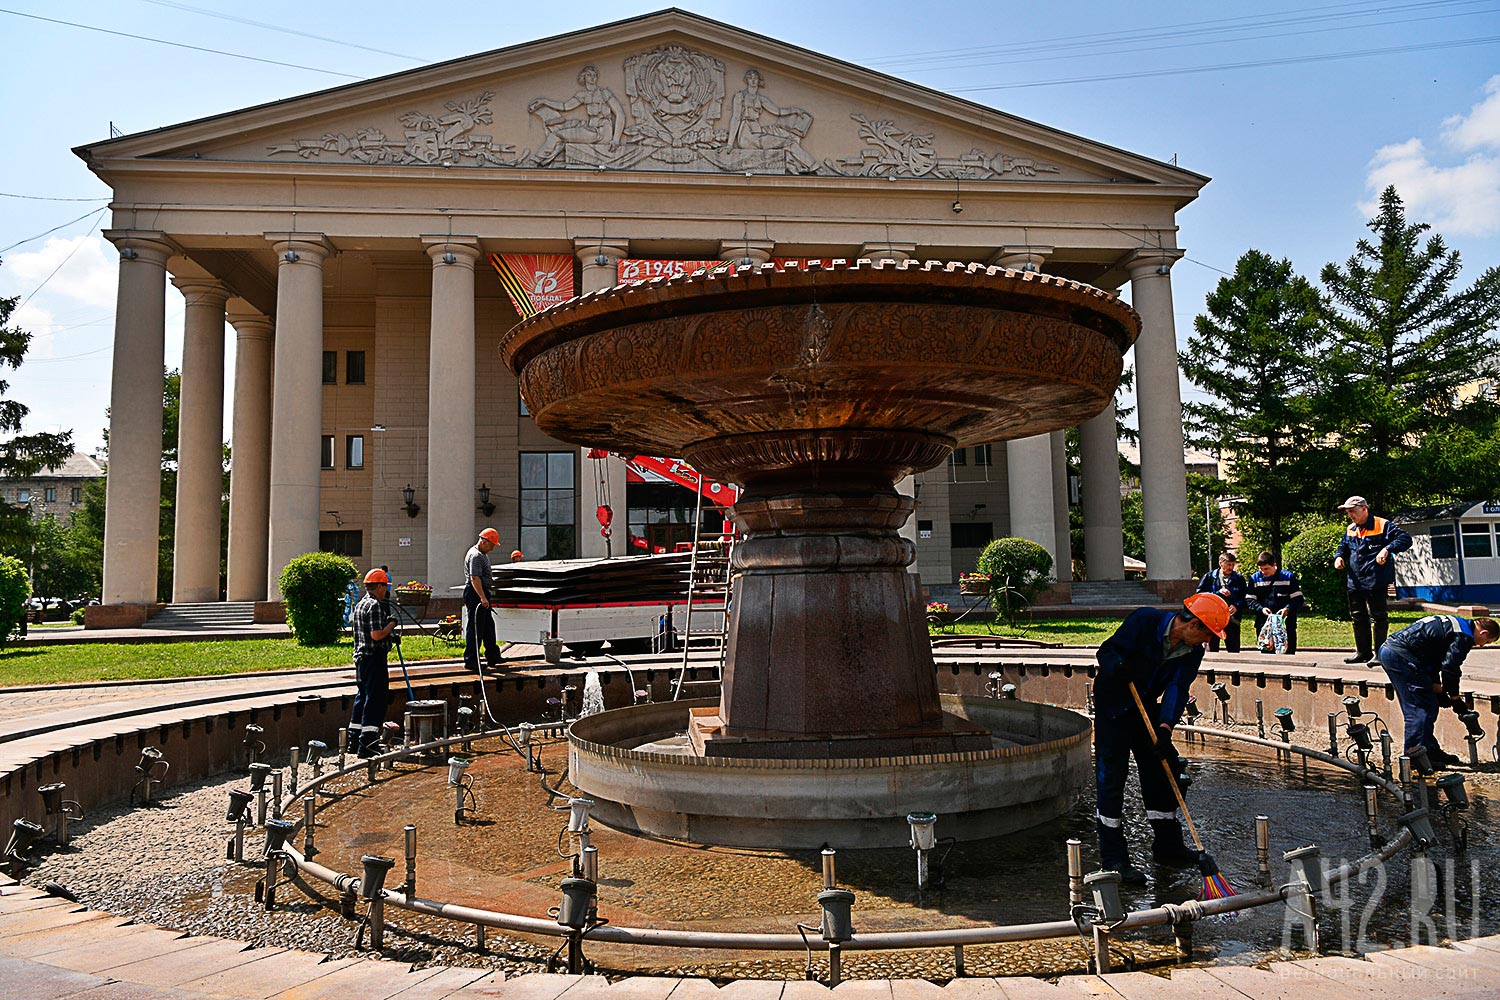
[1378,614,1497,767]
[1093,593,1230,883]
[1334,496,1413,664]
[1246,551,1306,654]
[1196,552,1247,653]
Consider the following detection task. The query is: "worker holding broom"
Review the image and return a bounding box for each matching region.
[1093,593,1231,886]
[348,568,400,758]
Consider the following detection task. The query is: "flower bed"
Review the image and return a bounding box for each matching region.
[958,573,990,596]
[395,580,432,607]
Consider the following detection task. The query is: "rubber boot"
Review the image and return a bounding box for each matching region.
[1372,618,1389,663]
[1098,821,1146,884]
[1150,819,1200,867]
[1348,615,1373,663]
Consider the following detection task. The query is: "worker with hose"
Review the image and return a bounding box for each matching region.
[1378,613,1499,767]
[1092,593,1230,884]
[348,568,400,758]
[464,528,503,673]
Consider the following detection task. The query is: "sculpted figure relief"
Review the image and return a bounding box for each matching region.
[526,65,625,166]
[718,68,818,174]
[266,47,1065,180]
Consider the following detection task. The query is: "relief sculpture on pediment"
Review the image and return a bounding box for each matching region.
[266,48,1064,180]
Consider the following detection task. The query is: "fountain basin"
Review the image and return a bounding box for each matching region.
[568,695,1091,849]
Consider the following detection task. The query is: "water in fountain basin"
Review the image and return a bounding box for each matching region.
[581,669,606,718]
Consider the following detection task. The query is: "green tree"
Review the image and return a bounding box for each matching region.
[1180,249,1331,555]
[0,554,28,644]
[1318,186,1500,510]
[0,263,73,553]
[30,514,96,602]
[279,551,357,645]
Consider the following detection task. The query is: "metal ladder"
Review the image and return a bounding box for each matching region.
[672,476,735,701]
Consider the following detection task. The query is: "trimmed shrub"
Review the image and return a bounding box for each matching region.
[279,552,357,646]
[70,606,86,626]
[0,556,29,646]
[1283,522,1348,619]
[975,537,1054,603]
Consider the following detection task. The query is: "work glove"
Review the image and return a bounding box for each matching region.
[391,629,402,647]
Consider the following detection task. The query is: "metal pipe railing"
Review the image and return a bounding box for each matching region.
[268,717,1420,956]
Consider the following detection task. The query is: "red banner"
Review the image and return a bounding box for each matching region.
[617,258,844,285]
[488,253,574,319]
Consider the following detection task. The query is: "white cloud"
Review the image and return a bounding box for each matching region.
[2,234,118,309]
[1363,76,1500,237]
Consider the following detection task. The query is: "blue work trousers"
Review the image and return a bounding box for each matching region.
[349,652,390,751]
[1095,710,1179,868]
[1378,643,1440,756]
[464,583,501,672]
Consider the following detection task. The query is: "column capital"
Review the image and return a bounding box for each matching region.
[858,242,916,261]
[226,301,273,340]
[574,238,630,267]
[987,245,1054,271]
[718,240,775,265]
[169,275,232,306]
[265,232,333,265]
[422,236,482,268]
[1125,248,1185,280]
[103,230,180,266]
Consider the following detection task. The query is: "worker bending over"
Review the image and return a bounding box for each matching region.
[1093,593,1230,884]
[1378,614,1498,767]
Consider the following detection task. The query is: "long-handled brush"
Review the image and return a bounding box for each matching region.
[1128,682,1236,900]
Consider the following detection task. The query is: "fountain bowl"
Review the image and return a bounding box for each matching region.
[568,696,1092,849]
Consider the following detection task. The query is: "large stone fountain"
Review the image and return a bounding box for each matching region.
[500,260,1139,847]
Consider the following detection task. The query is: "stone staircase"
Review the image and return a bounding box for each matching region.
[142,601,257,631]
[1070,579,1163,606]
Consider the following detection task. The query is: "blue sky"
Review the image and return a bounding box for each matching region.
[2,1,1497,452]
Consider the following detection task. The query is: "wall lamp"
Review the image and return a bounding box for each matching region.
[477,484,495,517]
[401,484,421,519]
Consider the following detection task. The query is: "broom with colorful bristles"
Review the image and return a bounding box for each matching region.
[1129,682,1237,900]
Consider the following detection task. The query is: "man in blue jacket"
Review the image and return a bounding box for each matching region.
[1196,552,1247,652]
[1093,594,1229,883]
[1246,552,1305,654]
[1378,614,1497,766]
[1334,496,1412,664]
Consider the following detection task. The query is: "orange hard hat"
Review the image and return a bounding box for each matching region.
[363,568,390,586]
[1182,592,1230,638]
[479,528,500,544]
[510,550,524,561]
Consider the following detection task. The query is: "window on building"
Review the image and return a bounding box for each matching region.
[70,487,81,504]
[319,530,363,556]
[520,451,575,560]
[950,449,966,467]
[321,351,337,384]
[320,435,335,470]
[346,435,364,469]
[974,444,992,466]
[951,522,994,549]
[17,489,29,503]
[1462,522,1494,558]
[43,487,55,503]
[1431,524,1457,560]
[346,350,365,385]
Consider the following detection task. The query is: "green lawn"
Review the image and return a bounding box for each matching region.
[0,636,462,687]
[931,611,1429,649]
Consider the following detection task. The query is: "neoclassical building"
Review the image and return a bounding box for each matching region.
[76,10,1206,610]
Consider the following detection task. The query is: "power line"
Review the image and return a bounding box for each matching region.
[952,34,1500,93]
[17,214,106,312]
[134,0,424,62]
[0,208,108,256]
[0,193,110,203]
[0,9,361,79]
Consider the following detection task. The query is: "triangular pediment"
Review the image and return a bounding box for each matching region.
[78,10,1204,190]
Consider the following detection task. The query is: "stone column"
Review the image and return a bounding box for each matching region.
[265,234,331,600]
[988,245,1055,272]
[1079,400,1125,580]
[423,237,481,591]
[858,241,916,261]
[170,278,230,603]
[1050,430,1071,580]
[226,305,274,602]
[102,232,177,605]
[574,240,630,557]
[1006,434,1060,571]
[1129,250,1192,580]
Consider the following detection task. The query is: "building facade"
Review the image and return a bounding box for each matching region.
[75,11,1206,607]
[0,453,103,524]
